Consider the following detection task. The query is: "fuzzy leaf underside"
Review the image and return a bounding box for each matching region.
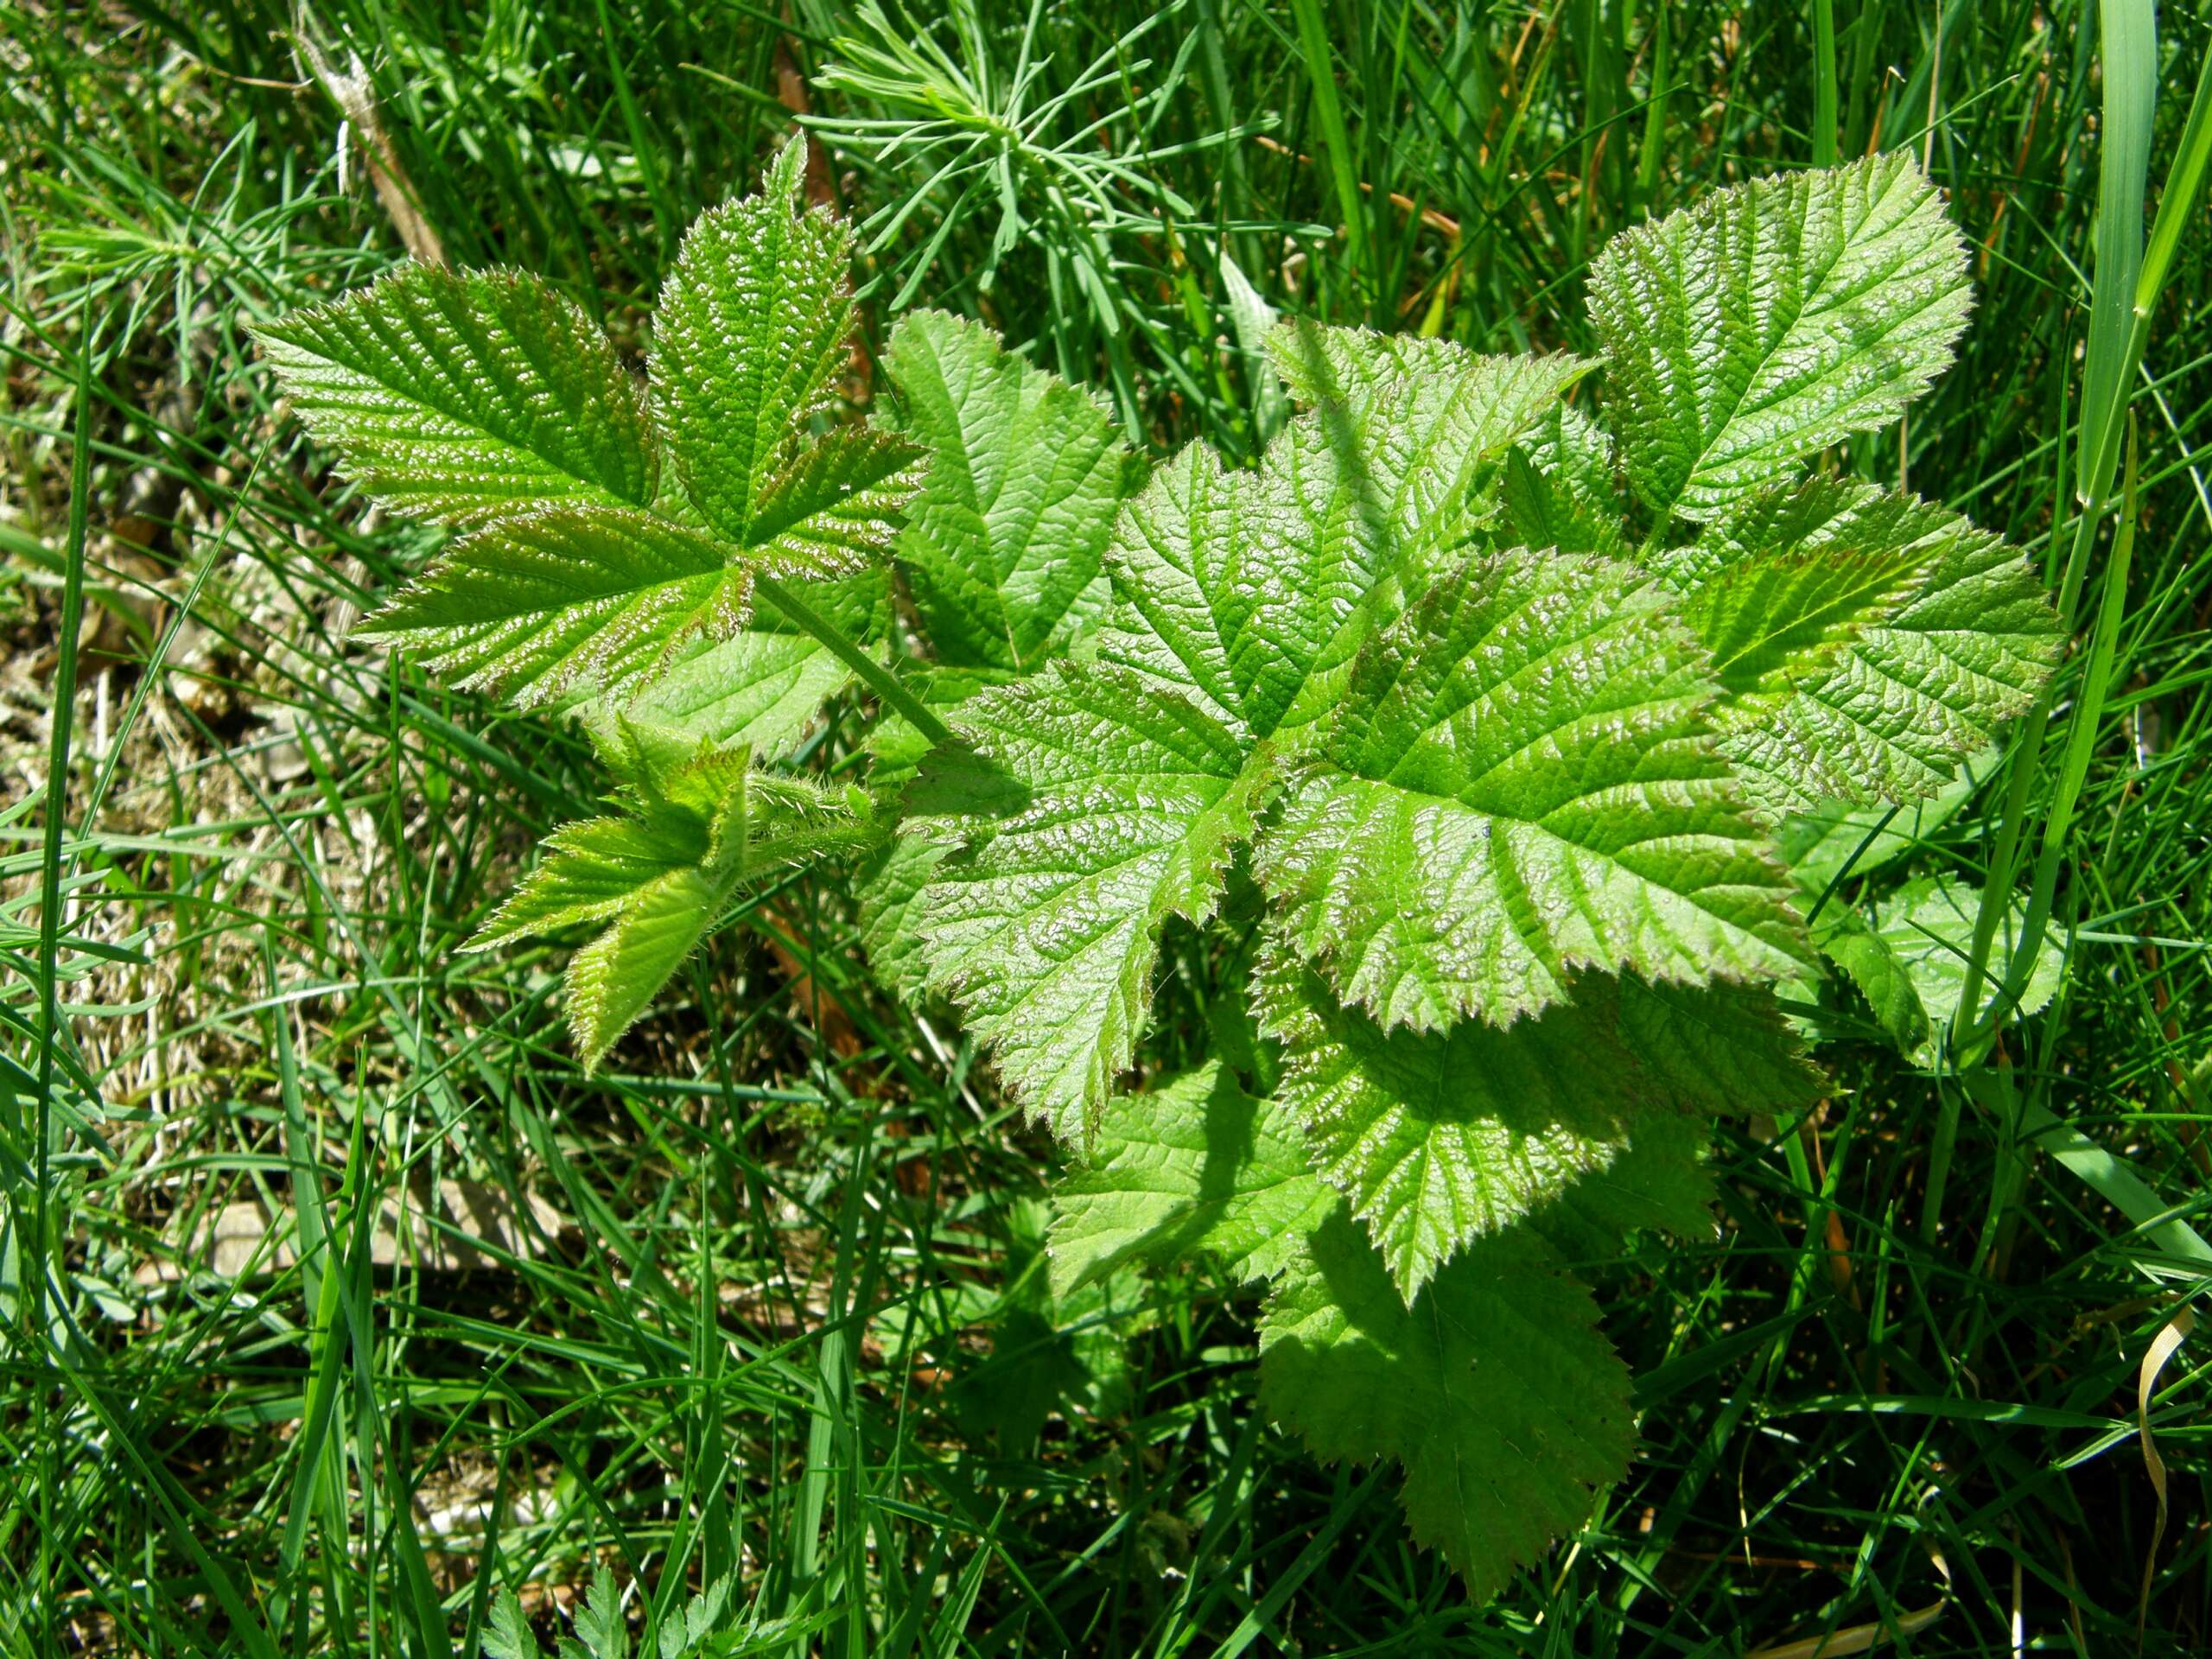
[1047,1062,1338,1299]
[1590,152,1973,524]
[255,264,657,526]
[1103,343,1590,741]
[886,310,1133,673]
[1255,549,1810,1033]
[911,664,1279,1142]
[1258,1211,1636,1603]
[1662,481,2062,817]
[600,568,896,754]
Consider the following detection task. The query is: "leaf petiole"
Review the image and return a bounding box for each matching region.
[752,571,957,751]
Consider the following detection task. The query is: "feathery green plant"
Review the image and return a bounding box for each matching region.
[259,137,2063,1596]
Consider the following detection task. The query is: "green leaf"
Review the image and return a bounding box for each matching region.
[1255,951,1639,1302]
[470,816,701,948]
[880,1198,1150,1452]
[255,264,657,527]
[1255,548,1808,1033]
[1103,345,1591,741]
[588,566,898,758]
[1801,899,1933,1054]
[855,830,955,1005]
[474,734,749,1070]
[563,865,722,1073]
[906,346,1593,1138]
[910,664,1279,1141]
[360,507,753,706]
[1590,153,1973,524]
[1873,875,2065,1058]
[1532,1112,1720,1258]
[360,138,922,710]
[1258,1210,1635,1603]
[1612,977,1822,1112]
[1675,542,1924,697]
[564,1573,628,1659]
[1662,482,2062,817]
[652,136,918,554]
[885,310,1135,673]
[480,1589,541,1659]
[1777,747,1998,892]
[1255,952,1814,1302]
[1268,320,1595,420]
[1046,1062,1338,1298]
[1498,404,1629,559]
[609,630,852,756]
[468,731,867,1069]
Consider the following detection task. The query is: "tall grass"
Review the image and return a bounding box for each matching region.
[2,3,2209,1654]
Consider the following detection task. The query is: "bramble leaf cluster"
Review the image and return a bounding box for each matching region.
[262,140,2063,1601]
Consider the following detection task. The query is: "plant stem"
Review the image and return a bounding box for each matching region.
[1812,0,1838,168]
[32,301,97,1659]
[753,572,957,750]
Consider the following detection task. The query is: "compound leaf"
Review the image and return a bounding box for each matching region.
[1255,548,1808,1033]
[1047,1061,1337,1298]
[356,145,922,709]
[911,664,1280,1141]
[467,732,868,1069]
[1662,481,2062,817]
[1259,1210,1635,1604]
[1591,153,1973,525]
[886,310,1135,672]
[255,264,657,527]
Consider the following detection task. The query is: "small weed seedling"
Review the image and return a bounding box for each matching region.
[260,137,2061,1596]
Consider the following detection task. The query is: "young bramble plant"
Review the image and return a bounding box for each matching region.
[259,136,2063,1598]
